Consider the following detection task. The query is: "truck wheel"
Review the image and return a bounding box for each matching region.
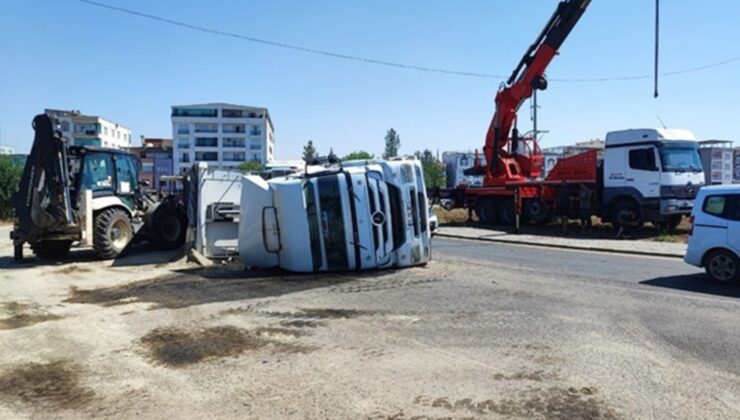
[656,215,682,232]
[498,199,516,226]
[30,240,72,260]
[149,203,186,250]
[93,208,132,259]
[611,200,642,232]
[524,198,549,224]
[704,249,738,283]
[475,200,498,225]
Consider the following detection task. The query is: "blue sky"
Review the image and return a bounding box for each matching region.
[1,0,738,158]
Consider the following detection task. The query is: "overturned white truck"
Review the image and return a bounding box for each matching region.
[239,158,432,272]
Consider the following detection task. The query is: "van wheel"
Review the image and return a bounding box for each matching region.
[498,199,516,226]
[31,240,72,260]
[611,200,643,232]
[93,208,132,259]
[475,200,498,225]
[704,250,738,283]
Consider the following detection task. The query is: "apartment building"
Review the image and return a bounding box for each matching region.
[127,138,173,190]
[45,109,132,149]
[171,103,275,173]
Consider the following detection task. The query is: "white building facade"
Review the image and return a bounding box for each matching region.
[0,145,16,155]
[45,109,132,149]
[171,103,275,173]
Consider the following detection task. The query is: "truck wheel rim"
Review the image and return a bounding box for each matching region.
[709,255,735,282]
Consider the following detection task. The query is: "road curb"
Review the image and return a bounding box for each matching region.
[435,233,684,259]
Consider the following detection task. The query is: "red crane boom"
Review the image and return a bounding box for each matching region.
[476,0,591,186]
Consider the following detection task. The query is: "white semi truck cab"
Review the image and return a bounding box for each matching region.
[239,158,431,272]
[602,128,705,228]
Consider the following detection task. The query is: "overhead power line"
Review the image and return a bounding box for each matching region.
[72,0,740,83]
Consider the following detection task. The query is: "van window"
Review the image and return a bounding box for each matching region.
[727,195,740,221]
[629,148,658,171]
[703,195,726,217]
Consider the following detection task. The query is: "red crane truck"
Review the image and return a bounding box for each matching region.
[434,0,705,231]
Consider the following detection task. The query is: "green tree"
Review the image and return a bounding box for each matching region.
[0,156,23,220]
[342,150,375,161]
[303,140,318,162]
[383,128,400,159]
[414,149,446,188]
[238,159,264,172]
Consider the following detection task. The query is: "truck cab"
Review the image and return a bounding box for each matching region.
[239,159,431,272]
[602,128,705,228]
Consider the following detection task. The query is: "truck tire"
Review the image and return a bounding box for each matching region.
[610,200,643,232]
[704,249,738,283]
[148,203,186,250]
[30,240,72,260]
[656,215,682,232]
[475,199,498,225]
[498,199,516,226]
[524,198,549,224]
[93,208,132,259]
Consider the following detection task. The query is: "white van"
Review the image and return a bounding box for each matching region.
[684,185,740,282]
[239,158,431,272]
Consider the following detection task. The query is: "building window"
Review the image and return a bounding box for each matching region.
[60,121,70,131]
[180,153,191,163]
[103,126,108,135]
[195,137,218,147]
[178,137,190,148]
[195,151,218,161]
[250,127,262,135]
[177,124,190,134]
[172,108,217,118]
[194,123,218,133]
[223,138,245,148]
[223,109,243,118]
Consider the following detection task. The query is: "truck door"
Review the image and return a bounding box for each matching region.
[626,146,660,198]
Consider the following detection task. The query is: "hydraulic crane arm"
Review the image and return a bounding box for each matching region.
[483,0,590,180]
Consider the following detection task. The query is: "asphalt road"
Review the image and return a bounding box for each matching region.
[432,237,740,375]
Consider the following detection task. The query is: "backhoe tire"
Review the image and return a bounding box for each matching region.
[93,208,133,259]
[31,240,72,260]
[148,203,186,250]
[475,199,498,225]
[498,199,516,226]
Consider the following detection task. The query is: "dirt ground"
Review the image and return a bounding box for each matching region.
[0,226,737,419]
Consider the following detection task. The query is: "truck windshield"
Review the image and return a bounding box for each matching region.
[658,142,702,173]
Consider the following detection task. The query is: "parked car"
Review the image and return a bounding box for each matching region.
[684,185,740,282]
